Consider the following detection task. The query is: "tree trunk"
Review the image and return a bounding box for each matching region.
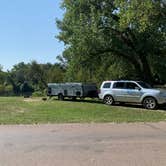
[125,54,154,84]
[139,55,154,84]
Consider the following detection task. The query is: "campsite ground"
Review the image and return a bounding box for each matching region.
[1,97,166,166]
[0,97,166,124]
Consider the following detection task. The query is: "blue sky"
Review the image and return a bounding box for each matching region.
[0,0,64,71]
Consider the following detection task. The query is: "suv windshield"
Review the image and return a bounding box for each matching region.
[137,81,152,89]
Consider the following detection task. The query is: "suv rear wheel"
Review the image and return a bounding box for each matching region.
[103,95,114,105]
[143,97,157,110]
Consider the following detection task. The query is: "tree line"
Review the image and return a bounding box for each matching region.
[0,0,165,96]
[0,61,66,96]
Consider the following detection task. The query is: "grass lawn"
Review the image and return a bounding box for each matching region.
[0,97,165,124]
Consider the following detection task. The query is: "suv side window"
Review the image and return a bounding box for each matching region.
[113,82,125,89]
[126,82,139,90]
[103,83,111,89]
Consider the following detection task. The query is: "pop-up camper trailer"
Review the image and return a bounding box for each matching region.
[47,83,98,100]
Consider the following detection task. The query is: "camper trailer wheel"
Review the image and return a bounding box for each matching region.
[58,94,64,101]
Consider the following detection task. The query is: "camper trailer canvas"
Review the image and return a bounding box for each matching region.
[47,83,98,100]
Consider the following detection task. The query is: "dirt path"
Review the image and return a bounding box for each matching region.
[0,123,166,166]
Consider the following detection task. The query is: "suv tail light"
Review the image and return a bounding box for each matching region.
[98,89,101,94]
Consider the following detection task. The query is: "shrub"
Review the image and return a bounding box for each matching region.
[0,84,13,96]
[32,91,44,97]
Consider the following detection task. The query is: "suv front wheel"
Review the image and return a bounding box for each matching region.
[143,97,157,110]
[103,95,114,105]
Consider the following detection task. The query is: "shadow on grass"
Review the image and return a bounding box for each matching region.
[51,97,103,104]
[104,101,166,111]
[50,97,166,111]
[114,103,166,111]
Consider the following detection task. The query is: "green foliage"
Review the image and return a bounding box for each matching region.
[57,0,166,84]
[0,73,5,84]
[0,84,13,96]
[2,62,65,96]
[20,82,34,97]
[115,0,166,32]
[5,85,13,96]
[32,91,44,97]
[0,85,5,95]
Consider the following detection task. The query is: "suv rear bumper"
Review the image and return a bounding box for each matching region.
[98,93,103,99]
[157,97,166,105]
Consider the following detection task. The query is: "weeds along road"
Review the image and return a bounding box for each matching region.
[0,123,166,166]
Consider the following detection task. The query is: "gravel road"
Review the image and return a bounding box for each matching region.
[0,122,166,166]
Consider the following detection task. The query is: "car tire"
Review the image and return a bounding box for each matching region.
[143,97,157,110]
[103,95,114,105]
[58,94,64,101]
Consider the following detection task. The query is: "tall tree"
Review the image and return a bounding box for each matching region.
[57,0,166,83]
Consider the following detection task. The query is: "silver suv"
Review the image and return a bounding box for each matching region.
[99,80,166,109]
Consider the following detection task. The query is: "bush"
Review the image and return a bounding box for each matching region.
[4,85,13,96]
[32,91,44,97]
[0,84,13,96]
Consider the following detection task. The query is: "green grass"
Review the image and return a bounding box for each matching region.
[0,97,165,124]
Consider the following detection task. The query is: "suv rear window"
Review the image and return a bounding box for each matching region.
[103,83,111,89]
[113,82,125,89]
